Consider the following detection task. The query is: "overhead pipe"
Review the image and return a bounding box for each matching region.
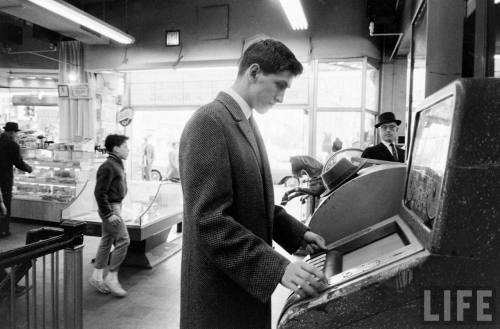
[368,21,403,62]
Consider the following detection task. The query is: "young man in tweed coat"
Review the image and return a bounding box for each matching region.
[179,39,328,329]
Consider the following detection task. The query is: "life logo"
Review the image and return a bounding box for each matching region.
[117,106,134,127]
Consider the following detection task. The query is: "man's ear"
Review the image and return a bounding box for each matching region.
[248,64,260,80]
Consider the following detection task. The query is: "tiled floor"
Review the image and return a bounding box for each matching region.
[1,221,296,329]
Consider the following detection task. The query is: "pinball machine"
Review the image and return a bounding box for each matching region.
[278,78,500,328]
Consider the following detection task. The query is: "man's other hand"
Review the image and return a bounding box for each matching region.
[281,261,328,298]
[301,231,327,255]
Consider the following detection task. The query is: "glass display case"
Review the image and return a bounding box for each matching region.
[62,180,182,227]
[62,180,183,268]
[11,149,93,222]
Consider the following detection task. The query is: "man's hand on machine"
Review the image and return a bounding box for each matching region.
[301,231,327,255]
[281,261,328,298]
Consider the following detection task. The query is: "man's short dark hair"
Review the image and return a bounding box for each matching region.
[238,39,303,77]
[105,134,129,152]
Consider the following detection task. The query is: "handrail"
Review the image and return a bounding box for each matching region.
[0,220,86,269]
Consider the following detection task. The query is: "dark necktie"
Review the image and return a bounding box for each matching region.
[390,143,398,161]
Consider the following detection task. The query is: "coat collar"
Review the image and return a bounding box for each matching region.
[216,92,262,168]
[108,153,124,169]
[216,91,247,122]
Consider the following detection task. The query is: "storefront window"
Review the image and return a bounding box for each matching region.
[253,108,308,183]
[130,68,237,106]
[128,109,195,180]
[364,111,376,148]
[315,111,361,164]
[317,62,363,108]
[314,59,377,160]
[366,63,379,111]
[126,61,378,183]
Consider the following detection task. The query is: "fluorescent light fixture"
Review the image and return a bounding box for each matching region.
[279,0,308,30]
[496,0,500,4]
[26,0,135,44]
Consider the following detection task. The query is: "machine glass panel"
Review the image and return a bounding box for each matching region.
[404,95,454,229]
[342,232,405,271]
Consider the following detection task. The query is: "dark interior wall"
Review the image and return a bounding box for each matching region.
[0,16,58,70]
[82,0,381,70]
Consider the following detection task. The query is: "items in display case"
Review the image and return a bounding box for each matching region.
[14,159,84,203]
[11,148,93,222]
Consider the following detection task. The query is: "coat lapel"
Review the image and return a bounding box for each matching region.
[378,143,394,161]
[216,92,263,169]
[250,118,275,224]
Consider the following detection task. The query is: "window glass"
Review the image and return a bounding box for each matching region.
[128,110,195,180]
[315,111,361,163]
[130,64,309,106]
[253,108,308,183]
[130,68,237,106]
[363,112,376,148]
[366,63,379,110]
[317,62,363,108]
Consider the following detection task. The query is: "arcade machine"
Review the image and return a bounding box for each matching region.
[278,78,500,328]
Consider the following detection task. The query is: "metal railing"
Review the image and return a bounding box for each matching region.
[0,220,86,329]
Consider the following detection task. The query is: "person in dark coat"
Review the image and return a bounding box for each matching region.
[89,134,130,297]
[0,122,32,237]
[179,39,328,329]
[361,112,405,162]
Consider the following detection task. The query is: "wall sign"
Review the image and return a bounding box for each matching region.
[117,106,134,127]
[70,84,90,98]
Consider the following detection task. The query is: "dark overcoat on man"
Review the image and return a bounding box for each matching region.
[361,142,405,163]
[179,92,308,329]
[0,132,31,232]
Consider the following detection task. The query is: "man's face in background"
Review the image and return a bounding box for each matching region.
[378,123,398,143]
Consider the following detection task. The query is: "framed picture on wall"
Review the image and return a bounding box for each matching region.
[58,85,69,97]
[69,84,90,99]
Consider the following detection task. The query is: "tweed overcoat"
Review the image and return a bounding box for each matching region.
[179,92,308,329]
[361,142,405,163]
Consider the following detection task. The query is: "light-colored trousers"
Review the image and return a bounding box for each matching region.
[94,203,130,272]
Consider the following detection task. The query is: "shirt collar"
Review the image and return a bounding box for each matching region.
[224,88,252,119]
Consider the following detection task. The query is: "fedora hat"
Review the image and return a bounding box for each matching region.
[3,122,21,132]
[374,112,401,128]
[320,158,366,198]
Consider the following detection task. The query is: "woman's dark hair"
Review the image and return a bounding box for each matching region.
[105,134,129,152]
[238,39,303,77]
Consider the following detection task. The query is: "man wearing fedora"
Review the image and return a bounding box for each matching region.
[361,112,405,163]
[0,122,32,237]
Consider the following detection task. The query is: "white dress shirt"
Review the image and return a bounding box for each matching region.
[224,88,252,120]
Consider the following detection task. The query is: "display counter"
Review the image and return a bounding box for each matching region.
[62,180,183,268]
[12,149,93,222]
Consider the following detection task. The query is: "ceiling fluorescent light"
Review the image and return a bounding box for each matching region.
[26,0,135,44]
[279,0,308,30]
